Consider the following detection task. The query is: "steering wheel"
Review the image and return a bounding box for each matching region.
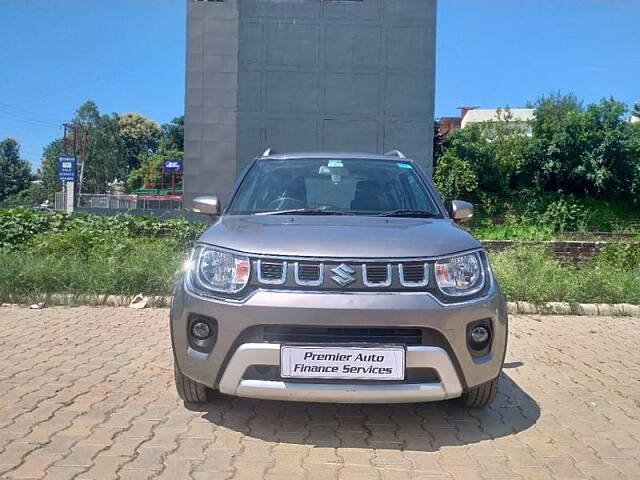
[268,196,307,210]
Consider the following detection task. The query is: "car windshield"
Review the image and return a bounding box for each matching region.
[227,158,442,217]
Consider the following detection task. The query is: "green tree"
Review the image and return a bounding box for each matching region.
[625,117,640,203]
[632,101,640,119]
[528,96,632,197]
[445,108,533,197]
[433,149,478,202]
[40,139,63,196]
[68,101,126,193]
[127,150,183,192]
[118,113,162,170]
[159,116,184,153]
[3,182,48,207]
[0,138,32,201]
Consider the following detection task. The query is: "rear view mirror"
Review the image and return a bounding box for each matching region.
[193,196,221,218]
[450,200,473,223]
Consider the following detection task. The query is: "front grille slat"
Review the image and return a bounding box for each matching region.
[294,263,323,286]
[263,326,423,346]
[363,264,392,287]
[399,263,429,287]
[258,260,287,285]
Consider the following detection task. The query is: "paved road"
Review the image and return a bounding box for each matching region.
[0,307,638,480]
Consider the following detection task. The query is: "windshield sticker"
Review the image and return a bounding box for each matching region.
[397,162,413,169]
[328,160,343,168]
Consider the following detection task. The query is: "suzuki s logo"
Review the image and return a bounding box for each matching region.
[331,264,356,287]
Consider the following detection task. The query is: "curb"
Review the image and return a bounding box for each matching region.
[2,295,640,316]
[1,294,172,308]
[506,301,640,316]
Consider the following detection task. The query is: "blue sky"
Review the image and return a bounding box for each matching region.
[1,0,639,168]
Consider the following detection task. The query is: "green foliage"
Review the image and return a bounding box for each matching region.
[437,93,640,235]
[433,150,477,201]
[0,208,204,299]
[40,140,63,197]
[445,108,534,197]
[159,116,184,153]
[491,246,640,304]
[2,183,49,207]
[0,208,206,250]
[39,102,182,196]
[0,138,32,201]
[0,237,182,297]
[527,97,633,197]
[78,106,128,193]
[126,150,183,192]
[594,242,640,270]
[118,113,163,171]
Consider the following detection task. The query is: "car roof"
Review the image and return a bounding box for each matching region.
[259,151,413,162]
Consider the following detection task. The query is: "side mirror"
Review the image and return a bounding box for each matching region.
[193,196,221,218]
[450,200,474,223]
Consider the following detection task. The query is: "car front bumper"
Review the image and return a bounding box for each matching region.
[170,282,508,404]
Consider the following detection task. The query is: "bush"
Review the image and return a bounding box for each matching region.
[0,208,206,250]
[433,150,478,202]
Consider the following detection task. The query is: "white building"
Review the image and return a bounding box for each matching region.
[461,108,536,136]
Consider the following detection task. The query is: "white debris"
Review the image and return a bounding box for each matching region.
[129,294,149,309]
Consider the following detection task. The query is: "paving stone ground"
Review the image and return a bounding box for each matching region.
[0,307,639,480]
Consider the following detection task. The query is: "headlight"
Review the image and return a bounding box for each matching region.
[435,252,485,297]
[189,246,250,294]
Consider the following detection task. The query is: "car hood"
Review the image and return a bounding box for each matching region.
[198,215,481,258]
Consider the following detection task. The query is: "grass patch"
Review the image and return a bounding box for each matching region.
[491,246,640,304]
[0,237,185,300]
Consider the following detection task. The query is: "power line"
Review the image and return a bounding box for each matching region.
[0,111,59,128]
[0,102,65,125]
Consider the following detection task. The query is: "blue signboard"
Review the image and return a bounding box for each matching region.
[57,156,77,182]
[163,159,182,172]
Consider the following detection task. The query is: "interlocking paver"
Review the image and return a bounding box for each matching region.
[0,306,639,479]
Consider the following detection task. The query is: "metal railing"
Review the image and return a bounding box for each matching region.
[55,193,183,212]
[77,194,138,210]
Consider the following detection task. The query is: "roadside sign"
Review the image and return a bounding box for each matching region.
[57,156,77,182]
[163,159,182,172]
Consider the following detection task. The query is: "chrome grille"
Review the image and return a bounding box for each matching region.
[254,258,431,290]
[294,263,323,286]
[257,260,287,285]
[399,263,429,287]
[363,264,392,287]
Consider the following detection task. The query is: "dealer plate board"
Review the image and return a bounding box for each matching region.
[280,346,405,381]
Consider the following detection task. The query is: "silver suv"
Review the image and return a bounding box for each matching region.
[171,151,507,408]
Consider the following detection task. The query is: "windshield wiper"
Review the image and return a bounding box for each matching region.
[255,208,348,216]
[376,209,439,218]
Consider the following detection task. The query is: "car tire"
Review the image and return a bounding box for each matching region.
[457,376,499,408]
[174,363,213,403]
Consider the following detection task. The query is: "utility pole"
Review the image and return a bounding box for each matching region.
[77,130,88,204]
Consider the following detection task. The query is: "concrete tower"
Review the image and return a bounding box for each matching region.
[184,0,437,205]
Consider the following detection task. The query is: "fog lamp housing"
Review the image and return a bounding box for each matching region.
[191,322,211,340]
[187,315,218,353]
[467,321,492,356]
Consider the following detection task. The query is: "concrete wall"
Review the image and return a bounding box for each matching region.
[184,0,437,205]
